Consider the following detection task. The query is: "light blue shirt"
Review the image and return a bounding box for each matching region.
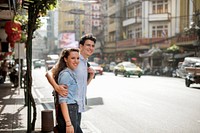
[74,54,88,112]
[58,68,78,104]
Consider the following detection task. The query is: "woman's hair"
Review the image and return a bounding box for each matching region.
[54,48,79,83]
[79,33,96,46]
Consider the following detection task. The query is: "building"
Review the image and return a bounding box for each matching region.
[98,0,199,64]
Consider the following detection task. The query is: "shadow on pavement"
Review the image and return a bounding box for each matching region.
[86,97,104,106]
[0,82,26,131]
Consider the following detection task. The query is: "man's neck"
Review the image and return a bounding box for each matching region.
[80,53,88,59]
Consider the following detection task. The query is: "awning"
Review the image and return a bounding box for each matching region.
[139,47,162,58]
[174,52,195,59]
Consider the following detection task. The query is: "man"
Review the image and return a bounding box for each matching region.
[45,33,96,132]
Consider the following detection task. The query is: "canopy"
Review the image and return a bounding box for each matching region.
[139,47,162,58]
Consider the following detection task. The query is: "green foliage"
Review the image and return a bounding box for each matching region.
[167,44,180,53]
[13,0,57,42]
[126,50,136,57]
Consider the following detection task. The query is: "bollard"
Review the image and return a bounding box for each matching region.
[41,110,54,132]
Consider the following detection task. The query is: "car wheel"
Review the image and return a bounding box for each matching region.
[138,74,141,78]
[185,78,191,87]
[123,72,127,77]
[114,71,118,76]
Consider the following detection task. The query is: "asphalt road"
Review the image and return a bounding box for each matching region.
[32,67,200,133]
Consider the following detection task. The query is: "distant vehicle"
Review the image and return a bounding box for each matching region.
[184,57,200,87]
[174,62,187,78]
[113,62,143,78]
[175,57,200,78]
[33,60,42,69]
[88,62,103,75]
[45,60,57,71]
[109,62,116,72]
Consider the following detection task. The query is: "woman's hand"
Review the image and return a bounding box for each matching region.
[88,67,95,79]
[66,125,74,133]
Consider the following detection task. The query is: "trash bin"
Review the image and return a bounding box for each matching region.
[41,110,54,132]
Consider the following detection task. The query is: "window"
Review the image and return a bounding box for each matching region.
[92,12,100,19]
[152,25,168,38]
[135,4,142,17]
[128,7,134,18]
[109,32,115,42]
[128,30,133,39]
[65,21,74,27]
[135,28,142,38]
[152,0,168,14]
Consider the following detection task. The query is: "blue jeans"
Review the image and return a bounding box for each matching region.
[77,113,83,133]
[57,103,79,133]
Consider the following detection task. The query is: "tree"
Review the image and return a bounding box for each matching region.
[125,50,136,61]
[166,44,180,69]
[20,0,57,132]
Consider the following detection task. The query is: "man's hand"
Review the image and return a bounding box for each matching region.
[56,84,68,97]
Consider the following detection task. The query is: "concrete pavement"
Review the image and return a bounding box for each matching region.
[0,78,99,133]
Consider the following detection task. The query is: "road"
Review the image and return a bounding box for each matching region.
[32,67,200,133]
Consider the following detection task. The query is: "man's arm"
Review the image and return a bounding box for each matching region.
[45,67,68,97]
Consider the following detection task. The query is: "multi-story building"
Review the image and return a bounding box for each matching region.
[176,0,200,57]
[100,0,199,64]
[55,1,101,54]
[59,1,85,42]
[102,0,125,62]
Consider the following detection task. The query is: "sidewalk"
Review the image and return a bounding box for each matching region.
[0,81,29,132]
[0,79,100,133]
[0,78,54,133]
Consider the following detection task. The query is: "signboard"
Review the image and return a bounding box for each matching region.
[58,32,78,48]
[0,10,14,20]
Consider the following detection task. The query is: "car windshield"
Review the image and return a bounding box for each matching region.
[124,63,136,68]
[89,62,98,67]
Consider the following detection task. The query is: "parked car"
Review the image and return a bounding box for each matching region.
[88,62,103,75]
[113,62,143,78]
[175,57,200,78]
[45,60,57,71]
[109,62,116,72]
[33,60,42,69]
[184,57,200,87]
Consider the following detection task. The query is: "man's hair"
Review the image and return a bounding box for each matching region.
[79,33,96,45]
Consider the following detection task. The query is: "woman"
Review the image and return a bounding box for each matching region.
[54,48,80,133]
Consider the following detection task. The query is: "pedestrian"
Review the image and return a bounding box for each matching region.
[46,33,96,133]
[54,48,80,133]
[1,59,8,82]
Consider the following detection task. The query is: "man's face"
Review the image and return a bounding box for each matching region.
[80,39,95,58]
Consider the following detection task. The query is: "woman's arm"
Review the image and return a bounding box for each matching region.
[45,67,68,97]
[87,67,95,85]
[60,103,74,133]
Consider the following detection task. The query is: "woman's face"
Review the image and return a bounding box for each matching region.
[64,51,79,70]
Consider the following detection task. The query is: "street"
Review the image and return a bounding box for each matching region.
[32,67,200,133]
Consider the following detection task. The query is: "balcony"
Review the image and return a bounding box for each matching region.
[104,42,116,53]
[176,35,197,46]
[108,4,117,16]
[122,16,142,27]
[117,38,166,47]
[148,13,171,22]
[0,0,18,20]
[108,22,117,32]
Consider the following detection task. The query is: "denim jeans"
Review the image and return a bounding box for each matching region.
[76,113,83,133]
[57,103,79,133]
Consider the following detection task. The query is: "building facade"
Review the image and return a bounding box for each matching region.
[98,0,199,63]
